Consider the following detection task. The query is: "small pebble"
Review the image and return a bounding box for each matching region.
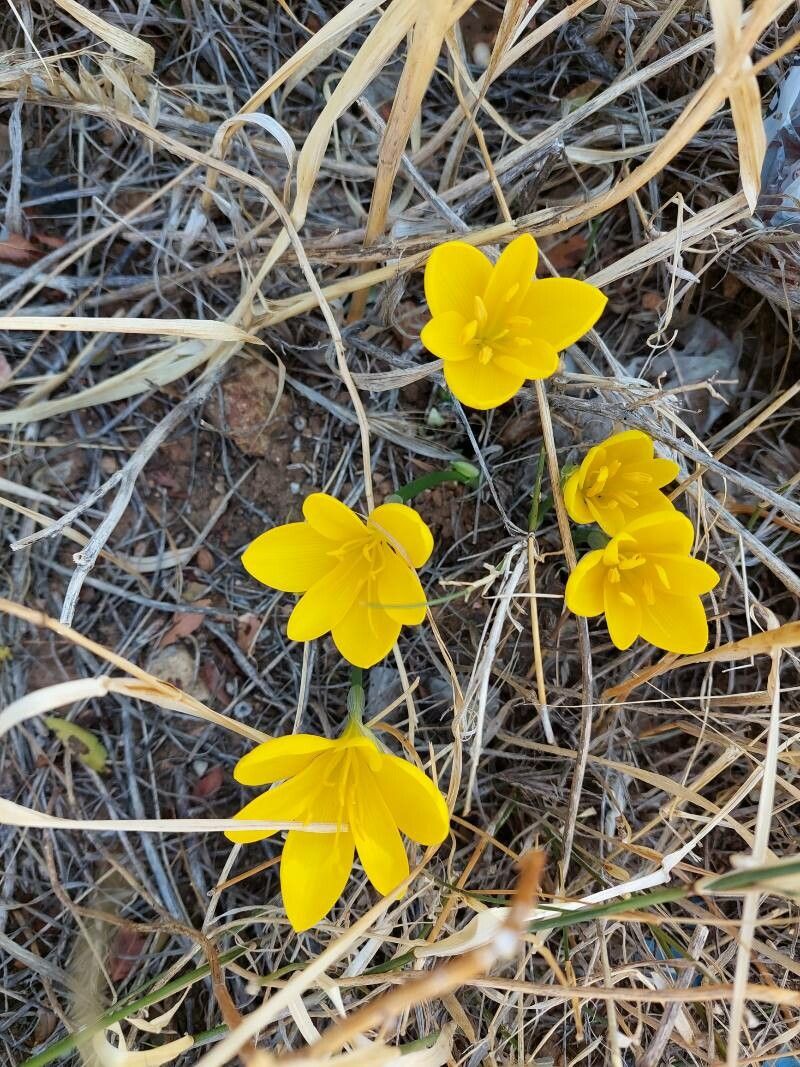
[472,41,491,67]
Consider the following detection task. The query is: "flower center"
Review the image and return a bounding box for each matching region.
[459,291,534,364]
[330,532,385,575]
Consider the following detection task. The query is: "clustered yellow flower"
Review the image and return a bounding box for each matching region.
[563,429,679,535]
[564,430,719,654]
[420,234,606,409]
[228,235,721,933]
[227,720,449,931]
[242,493,433,668]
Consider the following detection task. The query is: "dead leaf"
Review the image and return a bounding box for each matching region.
[158,606,210,648]
[108,929,147,983]
[236,612,261,653]
[0,233,42,266]
[195,548,214,572]
[542,234,588,271]
[192,765,224,799]
[641,291,664,312]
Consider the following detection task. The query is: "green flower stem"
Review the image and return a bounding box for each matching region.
[21,947,247,1067]
[347,666,365,725]
[389,462,479,504]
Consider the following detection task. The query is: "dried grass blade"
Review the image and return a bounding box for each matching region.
[359,0,473,259]
[51,0,155,70]
[708,0,765,211]
[603,621,800,702]
[0,316,260,343]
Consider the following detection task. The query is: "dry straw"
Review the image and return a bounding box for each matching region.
[3,0,800,1064]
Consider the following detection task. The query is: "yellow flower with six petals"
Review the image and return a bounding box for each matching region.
[242,493,433,668]
[563,429,679,535]
[421,234,607,409]
[226,722,450,932]
[565,511,719,654]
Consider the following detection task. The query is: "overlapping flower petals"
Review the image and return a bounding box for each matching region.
[241,493,433,668]
[421,234,606,409]
[565,512,719,654]
[564,430,680,535]
[226,725,450,931]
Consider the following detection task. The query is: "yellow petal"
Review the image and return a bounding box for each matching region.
[369,503,433,567]
[373,545,426,624]
[628,511,695,555]
[234,734,335,786]
[563,471,594,525]
[639,594,709,654]
[654,555,719,595]
[604,429,652,464]
[225,760,321,844]
[647,457,680,487]
[565,550,606,617]
[242,523,335,593]
[281,829,354,931]
[331,588,402,669]
[302,493,365,542]
[483,234,539,316]
[350,762,409,896]
[493,338,559,379]
[604,583,641,650]
[444,356,523,410]
[424,241,492,319]
[522,277,607,351]
[287,558,364,642]
[376,754,449,844]
[420,312,476,362]
[586,496,628,536]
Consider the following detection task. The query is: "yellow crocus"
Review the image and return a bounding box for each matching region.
[242,493,433,669]
[563,429,679,535]
[226,722,450,932]
[421,234,606,409]
[565,511,719,654]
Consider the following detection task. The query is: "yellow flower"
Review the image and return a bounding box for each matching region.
[565,511,719,654]
[563,429,680,535]
[420,234,606,410]
[226,722,450,932]
[242,493,433,669]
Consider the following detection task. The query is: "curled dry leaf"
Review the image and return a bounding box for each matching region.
[91,1024,192,1067]
[158,608,209,649]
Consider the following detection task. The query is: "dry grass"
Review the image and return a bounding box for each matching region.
[1,1,799,1065]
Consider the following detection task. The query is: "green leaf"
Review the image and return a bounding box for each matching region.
[44,716,108,773]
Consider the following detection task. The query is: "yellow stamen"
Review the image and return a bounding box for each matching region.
[461,319,478,344]
[515,337,532,347]
[584,466,609,499]
[654,563,670,589]
[619,555,645,571]
[503,282,520,303]
[616,491,639,508]
[619,591,636,607]
[478,345,493,365]
[608,566,621,584]
[474,295,488,326]
[622,471,651,487]
[603,540,620,567]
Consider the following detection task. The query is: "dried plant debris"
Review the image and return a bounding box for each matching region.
[1,3,799,1067]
